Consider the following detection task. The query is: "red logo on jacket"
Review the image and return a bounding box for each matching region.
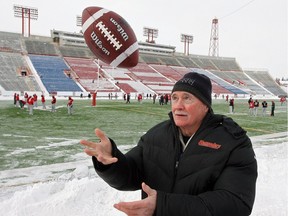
[198,140,221,149]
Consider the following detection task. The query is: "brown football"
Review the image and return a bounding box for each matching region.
[82,6,139,68]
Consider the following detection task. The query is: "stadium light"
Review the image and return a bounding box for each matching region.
[181,34,193,55]
[76,15,82,27]
[13,5,38,37]
[143,27,158,43]
[208,18,219,57]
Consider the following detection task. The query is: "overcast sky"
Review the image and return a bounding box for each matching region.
[1,0,287,78]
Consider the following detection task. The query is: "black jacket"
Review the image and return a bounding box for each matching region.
[93,112,258,216]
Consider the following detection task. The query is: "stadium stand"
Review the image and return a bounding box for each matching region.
[0,52,41,92]
[244,69,287,96]
[211,70,269,95]
[209,58,242,71]
[0,30,286,98]
[25,39,58,56]
[29,55,82,93]
[0,31,22,53]
[149,64,182,82]
[59,46,93,58]
[191,68,248,95]
[128,62,169,83]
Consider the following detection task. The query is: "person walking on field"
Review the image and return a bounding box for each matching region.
[27,96,34,115]
[253,99,259,116]
[262,100,268,116]
[41,95,46,109]
[271,101,275,116]
[229,98,234,113]
[33,94,38,107]
[67,96,74,115]
[51,96,56,112]
[80,72,257,216]
[249,99,254,116]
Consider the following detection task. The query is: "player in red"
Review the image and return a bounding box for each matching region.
[41,95,46,109]
[67,96,74,115]
[33,94,38,107]
[27,96,34,115]
[51,96,56,112]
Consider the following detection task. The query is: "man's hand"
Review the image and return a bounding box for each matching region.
[114,182,157,216]
[80,128,118,165]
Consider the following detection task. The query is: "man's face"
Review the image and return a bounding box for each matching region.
[171,91,208,136]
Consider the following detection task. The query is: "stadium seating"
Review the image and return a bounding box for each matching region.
[128,62,169,83]
[149,64,182,82]
[0,31,22,52]
[25,40,58,56]
[191,68,247,95]
[0,31,285,97]
[245,70,287,96]
[29,55,82,93]
[0,52,41,92]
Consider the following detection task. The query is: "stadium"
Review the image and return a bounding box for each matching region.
[0,2,287,216]
[0,29,287,99]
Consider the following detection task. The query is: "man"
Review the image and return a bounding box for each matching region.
[51,95,56,112]
[27,96,34,115]
[80,72,257,216]
[67,96,74,115]
[262,100,268,116]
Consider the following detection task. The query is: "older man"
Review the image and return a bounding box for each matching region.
[80,72,257,216]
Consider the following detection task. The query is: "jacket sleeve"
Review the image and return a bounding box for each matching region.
[92,138,143,191]
[155,135,257,216]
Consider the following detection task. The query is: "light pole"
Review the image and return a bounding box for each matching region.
[14,5,38,37]
[181,34,193,55]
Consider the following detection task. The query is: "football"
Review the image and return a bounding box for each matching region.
[82,6,139,68]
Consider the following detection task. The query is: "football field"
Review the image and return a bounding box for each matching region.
[0,97,287,171]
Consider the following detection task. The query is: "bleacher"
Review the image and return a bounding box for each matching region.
[211,70,268,95]
[64,57,98,80]
[25,40,58,56]
[0,52,41,92]
[59,46,93,58]
[191,68,247,95]
[29,55,82,93]
[244,70,287,96]
[150,64,182,82]
[128,62,170,83]
[0,31,22,53]
[0,30,286,98]
[209,58,242,71]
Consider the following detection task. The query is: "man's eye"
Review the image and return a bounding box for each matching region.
[172,96,178,101]
[184,96,191,100]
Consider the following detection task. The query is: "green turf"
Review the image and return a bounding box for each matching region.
[0,98,287,171]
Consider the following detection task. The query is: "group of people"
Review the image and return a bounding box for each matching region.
[80,72,257,216]
[13,93,74,115]
[14,92,42,115]
[248,97,275,116]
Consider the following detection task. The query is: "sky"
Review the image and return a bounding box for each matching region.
[1,0,287,79]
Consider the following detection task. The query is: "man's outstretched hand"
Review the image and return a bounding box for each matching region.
[114,182,157,216]
[80,128,118,165]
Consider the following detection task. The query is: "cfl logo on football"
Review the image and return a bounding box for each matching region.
[96,21,123,51]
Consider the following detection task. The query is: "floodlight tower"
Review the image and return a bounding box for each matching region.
[76,15,82,27]
[143,27,158,43]
[181,34,193,55]
[14,5,38,37]
[208,18,219,57]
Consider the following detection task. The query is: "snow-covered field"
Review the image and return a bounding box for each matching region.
[0,132,287,216]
